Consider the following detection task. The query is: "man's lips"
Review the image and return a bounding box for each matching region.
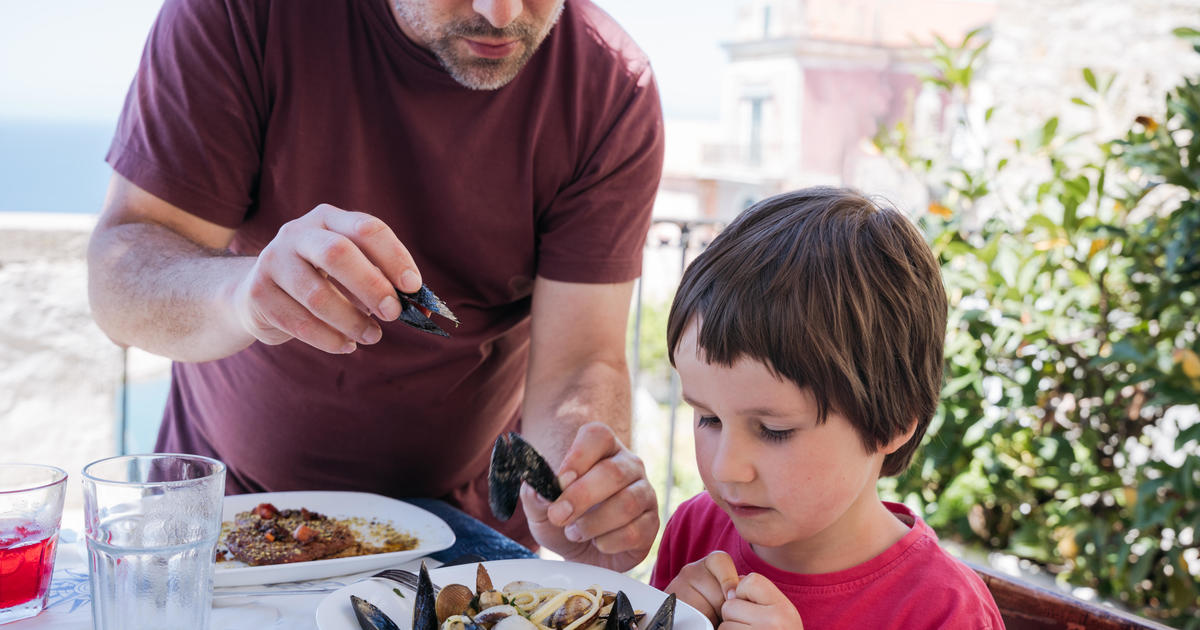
[464,38,519,59]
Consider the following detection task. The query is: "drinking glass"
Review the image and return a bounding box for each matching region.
[82,454,225,630]
[0,463,68,625]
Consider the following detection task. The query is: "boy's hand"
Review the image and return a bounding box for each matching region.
[665,551,741,626]
[718,572,804,630]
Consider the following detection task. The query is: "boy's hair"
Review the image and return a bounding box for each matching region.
[666,187,947,477]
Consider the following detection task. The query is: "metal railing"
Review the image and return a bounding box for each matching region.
[632,218,725,520]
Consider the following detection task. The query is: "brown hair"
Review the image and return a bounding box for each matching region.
[666,187,947,476]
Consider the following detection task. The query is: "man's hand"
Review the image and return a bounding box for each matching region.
[231,204,423,353]
[666,551,742,626]
[520,422,658,572]
[719,573,804,630]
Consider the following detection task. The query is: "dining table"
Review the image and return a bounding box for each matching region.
[9,498,536,630]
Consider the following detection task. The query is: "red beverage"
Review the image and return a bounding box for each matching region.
[0,525,58,609]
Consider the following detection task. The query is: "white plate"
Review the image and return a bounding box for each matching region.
[216,491,455,587]
[314,558,713,630]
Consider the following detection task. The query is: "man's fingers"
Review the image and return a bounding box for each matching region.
[316,206,422,293]
[290,228,395,327]
[247,280,356,353]
[570,496,658,554]
[268,245,381,345]
[556,422,624,482]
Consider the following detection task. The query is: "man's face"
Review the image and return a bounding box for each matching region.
[391,0,565,90]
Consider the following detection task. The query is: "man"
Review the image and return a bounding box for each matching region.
[87,0,663,571]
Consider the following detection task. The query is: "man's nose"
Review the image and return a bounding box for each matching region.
[472,0,523,29]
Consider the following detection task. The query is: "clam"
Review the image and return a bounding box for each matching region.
[435,583,476,623]
[474,604,522,624]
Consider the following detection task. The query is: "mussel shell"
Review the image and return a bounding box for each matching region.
[643,593,677,630]
[397,299,450,337]
[603,591,637,630]
[488,432,563,521]
[351,595,401,630]
[412,562,439,630]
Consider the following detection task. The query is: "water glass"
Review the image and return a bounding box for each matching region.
[82,454,225,630]
[0,464,68,625]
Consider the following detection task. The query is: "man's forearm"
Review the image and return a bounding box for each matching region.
[88,222,256,362]
[521,357,633,465]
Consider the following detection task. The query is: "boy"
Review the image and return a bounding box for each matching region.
[650,187,1004,628]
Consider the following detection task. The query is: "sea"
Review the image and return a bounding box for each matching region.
[0,118,117,214]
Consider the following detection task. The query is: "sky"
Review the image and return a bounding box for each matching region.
[0,0,732,123]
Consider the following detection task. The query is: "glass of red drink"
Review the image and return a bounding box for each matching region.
[0,463,68,625]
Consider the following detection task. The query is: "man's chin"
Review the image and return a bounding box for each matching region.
[446,61,523,90]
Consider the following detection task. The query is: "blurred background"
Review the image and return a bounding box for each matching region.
[2,0,1198,626]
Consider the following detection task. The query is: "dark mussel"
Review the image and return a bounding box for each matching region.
[488,432,562,521]
[412,561,440,630]
[351,595,401,630]
[642,593,677,630]
[603,591,637,630]
[397,284,460,337]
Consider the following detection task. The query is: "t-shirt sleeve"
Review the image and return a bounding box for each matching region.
[106,0,268,228]
[534,66,665,284]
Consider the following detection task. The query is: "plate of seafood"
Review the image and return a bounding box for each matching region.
[215,491,455,587]
[314,558,712,630]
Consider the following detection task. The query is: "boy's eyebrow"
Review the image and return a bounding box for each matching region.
[681,393,787,418]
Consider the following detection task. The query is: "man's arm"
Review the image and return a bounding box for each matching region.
[519,276,659,571]
[87,173,421,361]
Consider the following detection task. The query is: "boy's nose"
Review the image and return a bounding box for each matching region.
[472,0,523,29]
[710,434,755,484]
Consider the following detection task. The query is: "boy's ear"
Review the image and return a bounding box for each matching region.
[880,419,918,455]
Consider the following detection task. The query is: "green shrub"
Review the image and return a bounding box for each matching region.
[875,28,1200,627]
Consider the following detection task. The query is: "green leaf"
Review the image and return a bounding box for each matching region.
[1071,97,1093,108]
[1041,117,1060,147]
[1173,27,1200,39]
[1083,67,1098,91]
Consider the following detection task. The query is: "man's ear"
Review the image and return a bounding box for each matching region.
[880,419,918,455]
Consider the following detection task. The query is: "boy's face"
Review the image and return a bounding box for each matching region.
[675,321,891,563]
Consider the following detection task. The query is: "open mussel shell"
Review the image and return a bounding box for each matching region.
[488,432,563,521]
[396,283,459,337]
[351,595,401,630]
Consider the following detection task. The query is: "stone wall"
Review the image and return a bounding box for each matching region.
[0,213,120,509]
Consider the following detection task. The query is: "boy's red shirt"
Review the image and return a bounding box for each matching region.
[651,493,1005,629]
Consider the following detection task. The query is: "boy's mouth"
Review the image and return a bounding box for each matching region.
[725,500,771,517]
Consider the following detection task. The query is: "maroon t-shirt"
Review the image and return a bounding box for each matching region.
[106,0,663,546]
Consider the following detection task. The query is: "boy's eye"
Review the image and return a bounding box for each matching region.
[697,415,720,428]
[758,425,794,442]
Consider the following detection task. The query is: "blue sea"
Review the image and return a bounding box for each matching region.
[0,118,116,214]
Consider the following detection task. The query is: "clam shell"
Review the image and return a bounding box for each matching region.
[435,583,475,624]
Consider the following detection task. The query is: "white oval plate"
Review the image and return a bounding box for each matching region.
[314,557,712,630]
[216,491,455,587]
